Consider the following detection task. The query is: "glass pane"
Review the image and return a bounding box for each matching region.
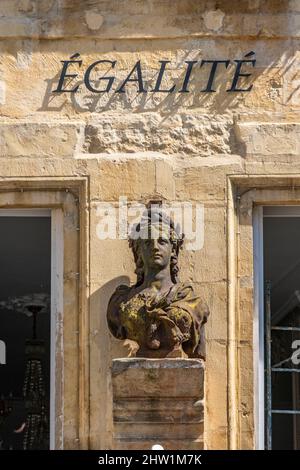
[272,414,294,450]
[264,214,300,450]
[272,327,300,372]
[0,217,51,450]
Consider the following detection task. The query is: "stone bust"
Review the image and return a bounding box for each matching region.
[107,207,209,358]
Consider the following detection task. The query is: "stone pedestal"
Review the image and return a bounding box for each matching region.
[111,358,205,450]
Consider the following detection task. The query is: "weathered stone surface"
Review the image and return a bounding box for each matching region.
[205,337,228,449]
[91,156,157,200]
[112,358,204,397]
[0,0,299,453]
[112,358,204,450]
[0,122,81,157]
[0,1,298,39]
[0,81,6,105]
[114,397,204,423]
[155,159,175,200]
[174,156,243,201]
[177,206,227,284]
[235,122,300,157]
[0,38,297,119]
[83,114,235,155]
[114,435,204,450]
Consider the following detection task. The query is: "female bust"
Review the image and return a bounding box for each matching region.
[107,207,209,358]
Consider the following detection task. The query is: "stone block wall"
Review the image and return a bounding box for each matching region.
[0,0,299,449]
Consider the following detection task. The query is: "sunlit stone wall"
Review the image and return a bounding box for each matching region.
[0,0,299,449]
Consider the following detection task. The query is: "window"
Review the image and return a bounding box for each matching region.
[257,207,300,449]
[0,210,51,450]
[0,180,89,450]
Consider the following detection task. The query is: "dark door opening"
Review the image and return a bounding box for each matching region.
[264,207,300,449]
[0,214,51,450]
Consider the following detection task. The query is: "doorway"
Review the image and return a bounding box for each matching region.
[0,210,51,450]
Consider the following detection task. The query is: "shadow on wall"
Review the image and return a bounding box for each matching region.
[35,37,299,158]
[90,275,137,361]
[23,0,297,164]
[39,43,299,113]
[89,275,139,448]
[39,49,259,115]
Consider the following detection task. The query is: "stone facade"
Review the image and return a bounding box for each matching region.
[0,0,299,449]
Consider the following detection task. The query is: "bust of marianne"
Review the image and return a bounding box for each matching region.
[107,206,209,359]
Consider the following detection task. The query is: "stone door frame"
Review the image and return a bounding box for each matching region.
[0,177,89,449]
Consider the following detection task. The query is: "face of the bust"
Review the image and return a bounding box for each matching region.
[139,225,172,271]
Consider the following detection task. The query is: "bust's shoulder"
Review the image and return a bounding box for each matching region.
[170,283,209,316]
[114,284,132,294]
[109,284,132,303]
[169,282,194,298]
[109,283,148,308]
